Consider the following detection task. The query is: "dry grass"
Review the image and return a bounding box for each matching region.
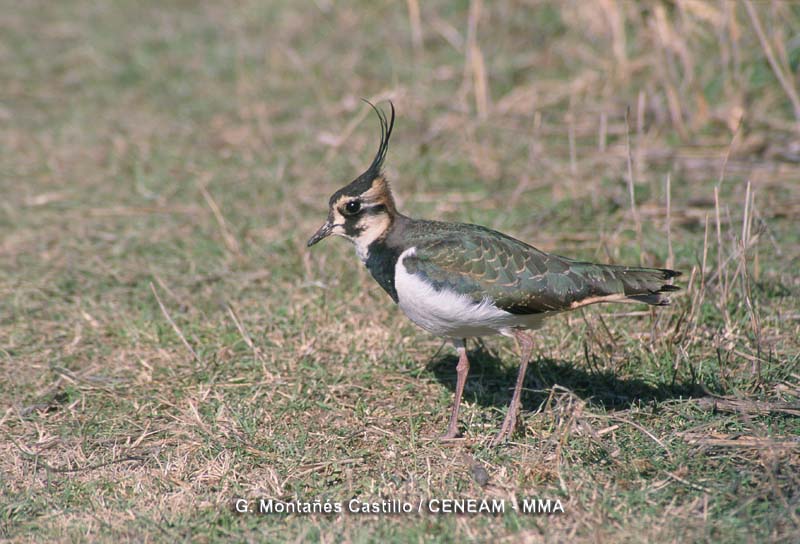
[2,1,799,542]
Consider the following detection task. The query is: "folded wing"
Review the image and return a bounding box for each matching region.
[402,223,680,314]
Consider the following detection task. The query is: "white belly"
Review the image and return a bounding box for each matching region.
[394,247,546,338]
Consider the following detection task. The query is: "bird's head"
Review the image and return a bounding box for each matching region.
[307,101,398,259]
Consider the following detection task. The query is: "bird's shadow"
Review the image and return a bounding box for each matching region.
[426,341,706,412]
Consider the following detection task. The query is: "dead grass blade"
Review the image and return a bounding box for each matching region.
[149,282,201,364]
[693,397,800,417]
[742,0,800,123]
[199,180,241,256]
[624,107,644,265]
[406,0,423,54]
[681,432,800,451]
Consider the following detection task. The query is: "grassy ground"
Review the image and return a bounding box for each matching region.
[2,1,800,541]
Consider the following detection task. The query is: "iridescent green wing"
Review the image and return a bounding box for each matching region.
[402,222,677,314]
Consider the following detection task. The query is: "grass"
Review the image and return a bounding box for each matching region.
[2,0,799,541]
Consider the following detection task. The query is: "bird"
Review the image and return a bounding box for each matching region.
[307,101,680,446]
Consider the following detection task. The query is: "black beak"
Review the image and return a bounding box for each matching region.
[307,222,333,247]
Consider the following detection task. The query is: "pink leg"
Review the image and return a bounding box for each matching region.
[441,339,469,440]
[491,330,534,446]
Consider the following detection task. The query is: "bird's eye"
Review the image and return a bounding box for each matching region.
[345,200,361,215]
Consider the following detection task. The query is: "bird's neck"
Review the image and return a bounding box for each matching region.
[359,214,411,303]
[351,206,409,263]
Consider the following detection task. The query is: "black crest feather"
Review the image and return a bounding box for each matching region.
[362,99,395,178]
[335,100,396,199]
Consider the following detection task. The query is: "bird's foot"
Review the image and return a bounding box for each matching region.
[490,408,520,447]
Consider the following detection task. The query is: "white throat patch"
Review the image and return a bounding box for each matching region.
[355,241,370,262]
[349,213,391,262]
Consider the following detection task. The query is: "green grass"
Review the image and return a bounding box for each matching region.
[2,1,800,542]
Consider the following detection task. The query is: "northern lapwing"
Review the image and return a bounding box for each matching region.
[307,102,680,446]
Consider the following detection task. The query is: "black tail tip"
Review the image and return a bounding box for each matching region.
[661,268,682,279]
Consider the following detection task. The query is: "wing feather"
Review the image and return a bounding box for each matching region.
[401,221,679,314]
